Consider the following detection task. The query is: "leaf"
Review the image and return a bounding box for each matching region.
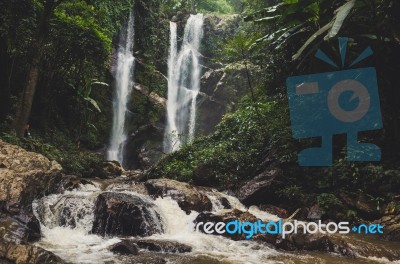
[292,21,333,60]
[271,23,307,48]
[254,15,281,23]
[84,97,101,112]
[324,0,356,40]
[244,3,285,21]
[92,81,109,87]
[88,123,98,131]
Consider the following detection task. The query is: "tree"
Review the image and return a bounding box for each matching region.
[14,0,65,137]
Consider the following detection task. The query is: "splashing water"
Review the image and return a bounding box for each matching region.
[164,14,204,153]
[32,183,400,264]
[107,12,135,165]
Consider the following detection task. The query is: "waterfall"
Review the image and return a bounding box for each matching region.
[107,12,135,165]
[164,14,204,153]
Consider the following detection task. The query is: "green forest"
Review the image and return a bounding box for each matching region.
[0,0,399,263]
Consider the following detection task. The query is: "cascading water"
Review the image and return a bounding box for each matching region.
[32,182,400,264]
[107,12,135,165]
[32,183,283,264]
[164,14,204,153]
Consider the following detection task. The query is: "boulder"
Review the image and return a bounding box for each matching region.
[92,192,163,237]
[0,140,63,213]
[200,69,224,95]
[109,240,139,255]
[307,204,325,221]
[258,204,289,219]
[136,239,192,253]
[279,231,400,260]
[59,175,94,191]
[339,192,380,220]
[377,214,400,241]
[98,161,124,179]
[145,179,212,214]
[105,181,149,196]
[237,168,283,206]
[378,198,400,241]
[194,209,267,241]
[125,170,146,182]
[276,232,356,257]
[0,243,65,264]
[0,215,40,244]
[124,124,164,170]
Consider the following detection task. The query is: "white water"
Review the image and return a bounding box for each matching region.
[107,12,135,165]
[32,184,120,264]
[32,183,399,264]
[32,183,283,264]
[151,195,282,264]
[164,14,204,153]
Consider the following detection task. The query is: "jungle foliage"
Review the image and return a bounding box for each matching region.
[152,0,400,218]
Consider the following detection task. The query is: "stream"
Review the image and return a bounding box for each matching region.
[31,180,400,264]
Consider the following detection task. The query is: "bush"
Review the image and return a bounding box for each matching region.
[150,101,284,188]
[0,131,102,177]
[317,193,342,210]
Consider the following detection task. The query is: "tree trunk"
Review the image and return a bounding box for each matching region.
[14,0,56,137]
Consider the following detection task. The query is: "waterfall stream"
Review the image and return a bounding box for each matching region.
[107,12,135,165]
[32,181,400,264]
[164,14,204,153]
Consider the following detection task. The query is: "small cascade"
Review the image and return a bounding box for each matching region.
[32,184,119,264]
[32,182,400,264]
[164,14,204,153]
[107,12,135,165]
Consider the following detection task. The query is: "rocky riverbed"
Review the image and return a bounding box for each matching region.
[0,140,399,264]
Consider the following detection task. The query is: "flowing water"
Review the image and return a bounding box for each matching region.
[32,181,400,264]
[107,12,135,165]
[164,14,204,153]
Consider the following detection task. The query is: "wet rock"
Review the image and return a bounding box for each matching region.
[194,209,266,241]
[0,215,40,244]
[125,170,146,182]
[124,124,164,170]
[92,192,163,237]
[193,212,223,226]
[99,161,124,179]
[219,197,231,209]
[258,204,288,219]
[375,197,400,241]
[0,140,63,213]
[0,242,65,264]
[339,192,380,220]
[281,231,400,260]
[110,240,139,255]
[60,175,94,191]
[237,168,283,206]
[138,145,163,170]
[105,180,149,196]
[136,239,192,253]
[200,69,224,95]
[307,204,325,221]
[377,214,400,241]
[122,253,167,264]
[276,232,356,257]
[145,179,212,214]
